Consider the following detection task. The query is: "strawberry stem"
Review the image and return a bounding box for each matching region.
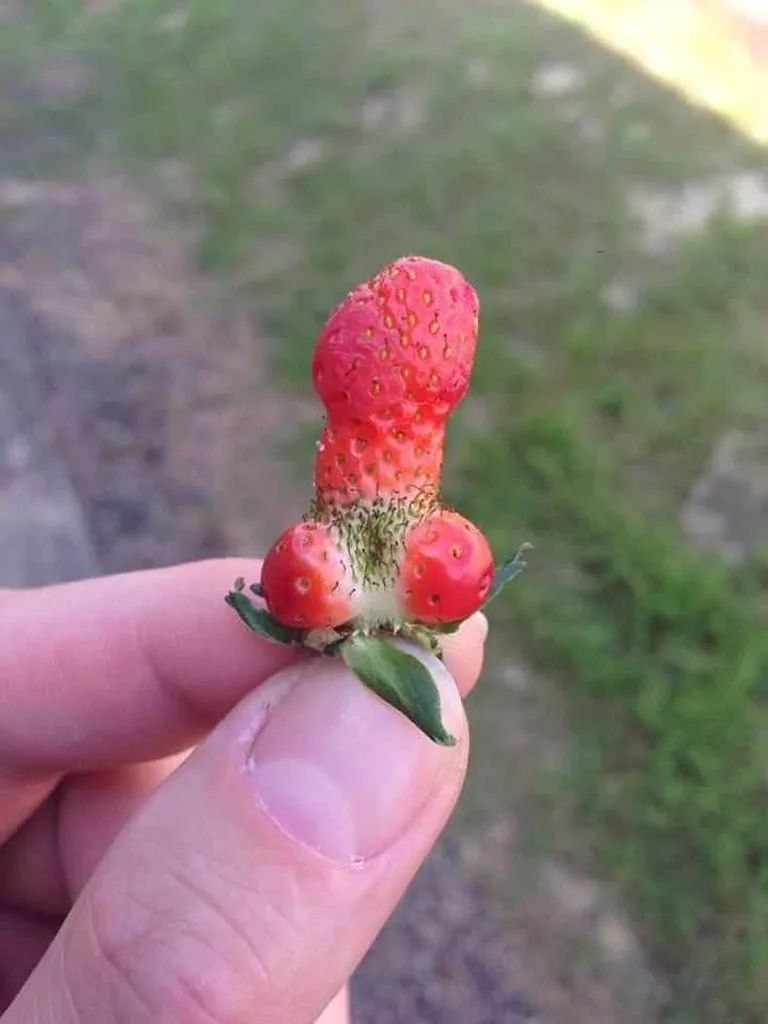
[341,635,456,746]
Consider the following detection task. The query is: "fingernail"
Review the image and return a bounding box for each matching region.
[247,646,466,863]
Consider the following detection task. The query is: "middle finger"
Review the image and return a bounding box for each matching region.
[0,752,188,915]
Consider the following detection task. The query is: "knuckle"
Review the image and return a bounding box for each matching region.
[76,886,158,1023]
[152,944,256,1024]
[80,864,276,1024]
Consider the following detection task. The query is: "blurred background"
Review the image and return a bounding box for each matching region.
[2,1,767,1020]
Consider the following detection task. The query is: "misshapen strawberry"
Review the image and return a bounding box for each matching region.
[266,256,489,627]
[229,256,525,745]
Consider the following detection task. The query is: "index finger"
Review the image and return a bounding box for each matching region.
[0,560,487,773]
[0,560,300,771]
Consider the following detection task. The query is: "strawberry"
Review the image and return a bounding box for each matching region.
[313,256,479,426]
[228,256,525,745]
[260,521,357,629]
[397,510,494,624]
[314,416,445,505]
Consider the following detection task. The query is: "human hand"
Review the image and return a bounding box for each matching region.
[0,559,486,1023]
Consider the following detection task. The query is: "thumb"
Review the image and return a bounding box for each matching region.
[6,647,468,1024]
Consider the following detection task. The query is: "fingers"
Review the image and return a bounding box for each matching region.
[0,798,65,915]
[0,590,488,921]
[0,907,58,1011]
[0,560,302,772]
[441,611,488,697]
[0,754,190,916]
[8,649,468,1024]
[57,752,192,898]
[0,771,59,846]
[0,562,488,776]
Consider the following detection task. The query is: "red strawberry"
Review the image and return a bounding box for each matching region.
[397,510,494,624]
[229,256,520,746]
[260,521,357,629]
[313,256,479,426]
[238,257,500,635]
[314,416,445,505]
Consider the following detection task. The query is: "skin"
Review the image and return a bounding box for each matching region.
[0,559,487,1023]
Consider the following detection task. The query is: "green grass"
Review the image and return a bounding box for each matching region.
[9,0,768,1017]
[462,410,768,1019]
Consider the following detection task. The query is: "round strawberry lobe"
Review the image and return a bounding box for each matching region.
[261,521,356,629]
[397,510,494,624]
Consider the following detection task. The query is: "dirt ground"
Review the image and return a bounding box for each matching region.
[0,174,309,576]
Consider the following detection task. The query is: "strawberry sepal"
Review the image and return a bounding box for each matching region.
[340,635,456,746]
[485,542,532,605]
[225,581,305,646]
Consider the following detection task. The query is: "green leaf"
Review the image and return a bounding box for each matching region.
[341,635,456,746]
[225,589,304,645]
[487,542,532,604]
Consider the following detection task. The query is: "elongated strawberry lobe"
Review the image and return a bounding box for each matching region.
[314,417,445,505]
